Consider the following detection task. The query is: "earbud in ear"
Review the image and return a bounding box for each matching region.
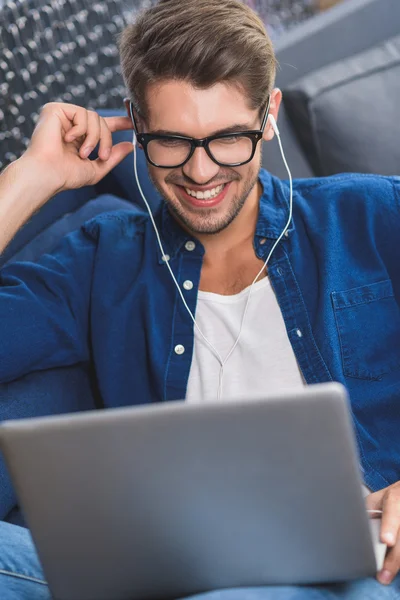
[268,114,280,136]
[128,101,137,148]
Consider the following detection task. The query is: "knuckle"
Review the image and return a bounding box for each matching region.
[40,102,57,113]
[74,106,88,119]
[88,111,100,127]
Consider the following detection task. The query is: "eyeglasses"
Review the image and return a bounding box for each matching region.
[130,97,270,169]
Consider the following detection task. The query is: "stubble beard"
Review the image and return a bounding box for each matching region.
[148,162,261,236]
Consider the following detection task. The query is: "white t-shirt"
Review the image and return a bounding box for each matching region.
[186,276,304,403]
[185,276,370,496]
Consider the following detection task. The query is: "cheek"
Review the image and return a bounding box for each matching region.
[235,158,258,183]
[147,165,168,190]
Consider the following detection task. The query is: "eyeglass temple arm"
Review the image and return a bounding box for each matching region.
[260,95,272,132]
[128,100,140,135]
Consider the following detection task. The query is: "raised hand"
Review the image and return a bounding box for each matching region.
[24,102,134,194]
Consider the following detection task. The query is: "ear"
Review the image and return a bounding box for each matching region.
[262,88,283,142]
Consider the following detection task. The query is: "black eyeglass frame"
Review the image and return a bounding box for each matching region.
[129,96,271,169]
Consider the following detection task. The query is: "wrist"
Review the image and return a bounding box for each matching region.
[0,156,61,254]
[14,154,64,200]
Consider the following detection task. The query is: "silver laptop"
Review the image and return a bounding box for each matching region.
[0,383,383,600]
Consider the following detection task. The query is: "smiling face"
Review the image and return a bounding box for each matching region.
[126,81,281,236]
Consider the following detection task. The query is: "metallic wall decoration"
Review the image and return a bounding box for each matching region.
[243,0,317,39]
[0,0,155,171]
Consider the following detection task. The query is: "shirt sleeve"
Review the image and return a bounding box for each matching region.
[0,226,96,383]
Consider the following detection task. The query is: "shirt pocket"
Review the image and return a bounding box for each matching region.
[331,279,400,381]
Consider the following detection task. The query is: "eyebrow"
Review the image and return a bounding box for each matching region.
[149,123,257,138]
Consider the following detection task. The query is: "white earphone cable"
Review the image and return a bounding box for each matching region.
[131,114,292,400]
[222,124,293,369]
[132,137,224,368]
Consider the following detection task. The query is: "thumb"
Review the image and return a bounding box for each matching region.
[91,141,134,183]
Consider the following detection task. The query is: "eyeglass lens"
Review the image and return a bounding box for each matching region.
[147,135,254,166]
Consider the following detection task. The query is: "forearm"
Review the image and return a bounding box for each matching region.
[0,157,59,255]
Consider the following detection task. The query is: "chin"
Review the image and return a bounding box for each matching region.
[171,204,237,235]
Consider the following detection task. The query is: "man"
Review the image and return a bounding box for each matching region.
[0,0,400,598]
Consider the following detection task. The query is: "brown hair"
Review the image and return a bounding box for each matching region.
[118,0,277,120]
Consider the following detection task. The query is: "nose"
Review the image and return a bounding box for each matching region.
[182,146,220,184]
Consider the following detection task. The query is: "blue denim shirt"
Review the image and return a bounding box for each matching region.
[1,169,399,492]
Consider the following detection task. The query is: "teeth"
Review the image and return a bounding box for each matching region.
[185,184,224,199]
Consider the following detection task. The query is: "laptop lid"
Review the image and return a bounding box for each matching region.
[0,382,377,600]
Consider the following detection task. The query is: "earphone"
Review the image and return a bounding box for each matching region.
[130,104,292,400]
[268,113,279,136]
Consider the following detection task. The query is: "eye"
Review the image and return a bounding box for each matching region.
[156,138,189,148]
[217,136,240,145]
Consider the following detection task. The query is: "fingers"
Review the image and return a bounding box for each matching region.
[62,110,131,162]
[89,141,134,185]
[84,116,130,162]
[378,534,400,585]
[370,483,400,586]
[37,103,135,187]
[380,487,400,547]
[79,111,101,159]
[103,115,134,133]
[64,106,88,142]
[78,113,112,161]
[365,489,384,512]
[97,118,113,161]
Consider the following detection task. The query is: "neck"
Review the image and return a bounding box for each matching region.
[193,179,262,256]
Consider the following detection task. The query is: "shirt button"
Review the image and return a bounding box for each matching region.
[284,231,289,238]
[259,238,267,245]
[185,241,196,251]
[174,344,185,355]
[162,254,170,262]
[183,280,193,291]
[277,267,283,276]
[296,329,303,338]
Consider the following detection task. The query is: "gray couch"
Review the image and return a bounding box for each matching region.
[264,0,400,179]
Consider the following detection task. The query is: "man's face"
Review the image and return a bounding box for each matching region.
[127,81,279,235]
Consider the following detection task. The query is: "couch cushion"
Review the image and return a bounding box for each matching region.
[262,104,314,179]
[282,33,400,176]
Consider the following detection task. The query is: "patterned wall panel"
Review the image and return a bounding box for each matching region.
[244,1,317,39]
[0,0,155,170]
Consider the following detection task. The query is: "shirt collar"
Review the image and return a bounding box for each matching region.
[155,202,200,265]
[255,169,294,240]
[156,169,294,264]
